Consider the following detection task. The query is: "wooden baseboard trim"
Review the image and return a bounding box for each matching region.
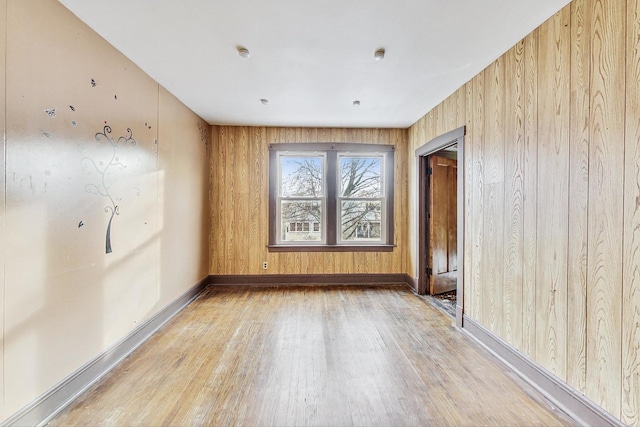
[4,277,209,427]
[209,273,415,287]
[462,315,624,427]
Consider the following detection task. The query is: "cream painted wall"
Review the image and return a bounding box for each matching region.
[1,0,209,420]
[157,87,210,308]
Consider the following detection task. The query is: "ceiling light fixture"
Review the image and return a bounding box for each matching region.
[260,98,269,105]
[237,47,250,58]
[353,100,360,107]
[374,48,385,61]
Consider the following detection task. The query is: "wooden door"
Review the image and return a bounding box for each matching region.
[429,155,457,295]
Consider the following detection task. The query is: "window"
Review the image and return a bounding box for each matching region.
[269,143,394,251]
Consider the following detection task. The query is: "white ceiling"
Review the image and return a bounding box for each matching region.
[58,0,571,129]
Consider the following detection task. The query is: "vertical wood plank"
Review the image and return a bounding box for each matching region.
[586,0,625,417]
[210,127,219,273]
[432,104,441,137]
[456,86,466,129]
[464,81,474,316]
[249,127,264,275]
[331,128,345,143]
[567,0,591,393]
[217,126,229,274]
[224,127,237,274]
[423,111,432,142]
[353,252,367,274]
[220,126,230,275]
[470,72,485,322]
[210,126,219,273]
[235,126,249,274]
[623,0,640,423]
[522,28,539,359]
[503,41,525,350]
[260,127,270,275]
[443,95,456,134]
[482,58,505,336]
[535,8,570,379]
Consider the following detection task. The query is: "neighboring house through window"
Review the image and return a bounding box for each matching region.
[268,143,394,251]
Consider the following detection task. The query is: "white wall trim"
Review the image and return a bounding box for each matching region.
[3,277,209,427]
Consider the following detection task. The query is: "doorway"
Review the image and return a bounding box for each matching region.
[415,127,464,327]
[428,149,458,296]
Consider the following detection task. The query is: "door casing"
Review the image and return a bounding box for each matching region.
[415,126,465,328]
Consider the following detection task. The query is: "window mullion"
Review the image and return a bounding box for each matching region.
[326,150,338,245]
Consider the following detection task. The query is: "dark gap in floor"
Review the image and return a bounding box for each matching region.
[429,290,456,317]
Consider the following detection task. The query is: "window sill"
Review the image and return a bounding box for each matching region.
[267,244,395,253]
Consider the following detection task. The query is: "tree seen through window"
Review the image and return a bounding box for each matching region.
[269,143,394,249]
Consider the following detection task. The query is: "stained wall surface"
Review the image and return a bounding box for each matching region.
[1,0,209,420]
[210,127,409,276]
[408,0,640,423]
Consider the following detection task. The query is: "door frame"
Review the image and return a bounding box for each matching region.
[415,126,465,328]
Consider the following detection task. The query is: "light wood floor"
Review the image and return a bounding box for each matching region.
[48,285,575,426]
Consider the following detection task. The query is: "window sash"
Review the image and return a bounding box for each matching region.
[268,143,394,251]
[278,153,326,198]
[337,197,386,244]
[338,154,385,198]
[276,197,325,244]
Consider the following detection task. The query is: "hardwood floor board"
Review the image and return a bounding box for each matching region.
[48,285,576,427]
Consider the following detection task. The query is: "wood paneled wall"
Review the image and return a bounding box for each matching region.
[408,0,640,422]
[209,127,409,276]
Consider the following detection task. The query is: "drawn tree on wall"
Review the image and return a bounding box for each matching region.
[79,125,136,253]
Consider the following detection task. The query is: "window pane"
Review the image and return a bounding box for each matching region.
[340,200,382,241]
[340,156,381,197]
[281,200,322,242]
[281,156,323,197]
